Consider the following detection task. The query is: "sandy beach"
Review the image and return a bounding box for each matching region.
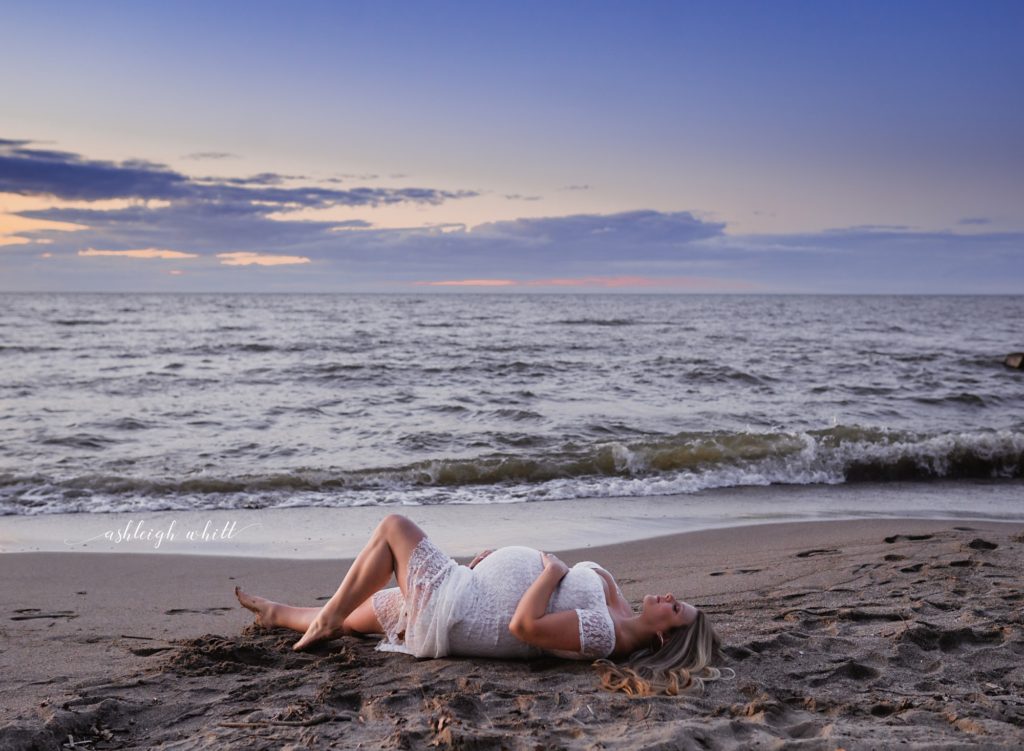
[5,0,1023,747]
[2,516,1023,750]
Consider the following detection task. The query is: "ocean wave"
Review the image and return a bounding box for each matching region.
[51,319,114,326]
[553,318,637,326]
[3,427,1022,515]
[37,433,120,450]
[91,417,157,431]
[0,345,64,354]
[911,392,988,407]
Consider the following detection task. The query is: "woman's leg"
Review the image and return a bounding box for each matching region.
[291,513,425,650]
[236,589,384,635]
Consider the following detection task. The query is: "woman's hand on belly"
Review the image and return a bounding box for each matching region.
[467,549,493,569]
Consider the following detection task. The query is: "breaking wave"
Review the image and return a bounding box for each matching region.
[3,426,1021,515]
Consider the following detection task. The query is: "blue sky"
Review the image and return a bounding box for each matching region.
[1,0,1021,292]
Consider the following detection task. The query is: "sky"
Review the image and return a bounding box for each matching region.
[1,0,1022,293]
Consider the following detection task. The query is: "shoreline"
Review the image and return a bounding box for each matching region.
[3,516,1023,748]
[3,478,1022,559]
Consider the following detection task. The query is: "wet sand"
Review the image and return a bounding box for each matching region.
[2,518,1023,749]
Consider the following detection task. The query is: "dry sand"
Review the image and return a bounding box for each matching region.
[2,518,1023,750]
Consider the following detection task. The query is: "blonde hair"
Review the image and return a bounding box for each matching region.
[594,610,726,696]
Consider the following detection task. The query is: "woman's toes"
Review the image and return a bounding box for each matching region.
[235,587,255,610]
[235,588,274,627]
[293,619,337,651]
[293,628,317,651]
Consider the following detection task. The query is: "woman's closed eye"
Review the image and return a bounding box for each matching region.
[673,603,680,613]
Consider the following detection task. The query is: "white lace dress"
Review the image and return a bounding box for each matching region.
[371,539,617,660]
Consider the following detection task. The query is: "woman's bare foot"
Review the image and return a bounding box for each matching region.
[235,586,277,629]
[292,614,345,651]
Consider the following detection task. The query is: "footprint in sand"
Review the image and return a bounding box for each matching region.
[884,534,933,544]
[899,623,1005,652]
[11,609,79,621]
[316,686,363,713]
[810,659,880,686]
[795,548,838,558]
[709,568,763,576]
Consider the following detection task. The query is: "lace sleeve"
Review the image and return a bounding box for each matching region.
[576,608,615,659]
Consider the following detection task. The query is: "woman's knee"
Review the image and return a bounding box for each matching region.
[377,513,419,539]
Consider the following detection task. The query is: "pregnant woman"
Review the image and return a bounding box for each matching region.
[236,514,724,695]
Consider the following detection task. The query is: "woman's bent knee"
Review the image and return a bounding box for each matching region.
[378,513,407,531]
[378,513,420,538]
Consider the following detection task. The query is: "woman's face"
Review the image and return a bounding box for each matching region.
[641,593,695,633]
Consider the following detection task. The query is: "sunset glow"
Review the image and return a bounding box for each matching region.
[0,2,1019,292]
[414,279,518,287]
[79,248,200,260]
[216,252,312,267]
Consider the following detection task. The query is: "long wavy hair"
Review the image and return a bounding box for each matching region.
[594,610,727,696]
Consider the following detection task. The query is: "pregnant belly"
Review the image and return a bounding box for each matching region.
[471,546,544,610]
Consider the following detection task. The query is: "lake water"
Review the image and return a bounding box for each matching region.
[1,293,1021,515]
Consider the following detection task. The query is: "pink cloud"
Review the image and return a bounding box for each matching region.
[413,279,518,287]
[216,252,310,266]
[79,247,199,260]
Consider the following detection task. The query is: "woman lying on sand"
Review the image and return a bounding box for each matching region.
[236,514,724,695]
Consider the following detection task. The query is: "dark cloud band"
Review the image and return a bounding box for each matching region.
[0,139,476,210]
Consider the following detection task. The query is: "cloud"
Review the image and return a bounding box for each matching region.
[414,279,518,287]
[331,173,380,182]
[216,251,311,266]
[3,139,1020,293]
[207,172,308,186]
[183,152,238,160]
[504,194,543,202]
[13,201,340,256]
[958,217,992,226]
[0,144,190,202]
[0,139,477,209]
[329,219,374,230]
[704,226,1024,293]
[78,247,199,259]
[824,224,911,233]
[558,184,591,191]
[472,210,724,246]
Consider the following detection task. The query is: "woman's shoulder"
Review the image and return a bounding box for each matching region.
[576,563,632,616]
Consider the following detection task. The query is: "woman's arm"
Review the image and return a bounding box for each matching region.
[507,553,582,653]
[467,549,493,569]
